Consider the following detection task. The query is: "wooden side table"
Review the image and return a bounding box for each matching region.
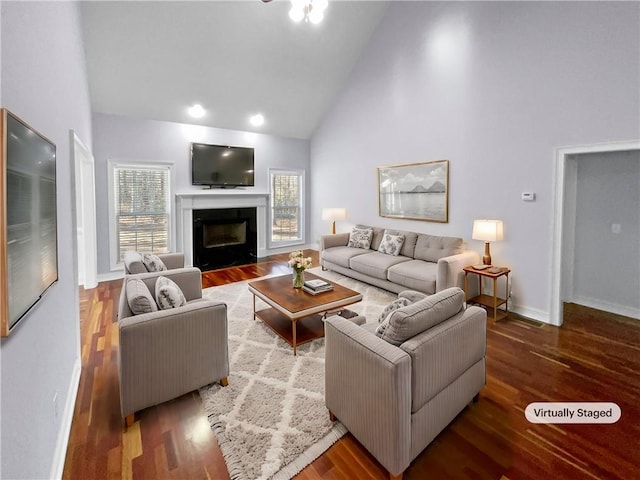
[463,266,511,321]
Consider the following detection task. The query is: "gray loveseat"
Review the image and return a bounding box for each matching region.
[320,225,479,295]
[325,287,487,479]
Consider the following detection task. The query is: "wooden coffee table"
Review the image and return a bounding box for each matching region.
[248,272,362,355]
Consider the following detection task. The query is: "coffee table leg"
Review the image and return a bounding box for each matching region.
[252,294,256,320]
[292,320,297,356]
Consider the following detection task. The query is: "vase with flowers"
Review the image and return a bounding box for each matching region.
[288,250,312,288]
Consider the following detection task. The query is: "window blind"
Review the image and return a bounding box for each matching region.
[114,166,170,262]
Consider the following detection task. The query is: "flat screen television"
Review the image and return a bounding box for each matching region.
[191,143,255,188]
[1,108,58,336]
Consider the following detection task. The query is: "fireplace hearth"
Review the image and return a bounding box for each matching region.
[193,208,257,270]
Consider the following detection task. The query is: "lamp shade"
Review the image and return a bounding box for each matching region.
[322,208,347,221]
[472,219,504,242]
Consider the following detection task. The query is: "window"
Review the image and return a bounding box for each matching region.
[270,169,304,246]
[108,161,172,268]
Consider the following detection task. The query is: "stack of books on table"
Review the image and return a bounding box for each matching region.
[303,278,333,295]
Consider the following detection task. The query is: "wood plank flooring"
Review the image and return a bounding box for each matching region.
[63,251,640,479]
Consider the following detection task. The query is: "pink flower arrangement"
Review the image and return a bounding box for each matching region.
[288,250,312,272]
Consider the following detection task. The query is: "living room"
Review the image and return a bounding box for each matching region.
[1,1,638,479]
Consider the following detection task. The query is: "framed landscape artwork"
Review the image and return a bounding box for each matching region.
[377,159,449,223]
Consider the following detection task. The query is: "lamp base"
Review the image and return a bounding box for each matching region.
[482,242,492,265]
[331,221,336,235]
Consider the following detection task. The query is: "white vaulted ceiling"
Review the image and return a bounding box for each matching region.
[80,1,389,139]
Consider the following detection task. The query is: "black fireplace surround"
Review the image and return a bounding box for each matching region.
[192,208,257,271]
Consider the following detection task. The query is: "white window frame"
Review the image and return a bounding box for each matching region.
[107,160,174,271]
[268,168,305,248]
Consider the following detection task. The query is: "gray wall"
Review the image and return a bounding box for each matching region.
[92,113,310,276]
[0,1,91,479]
[573,150,640,315]
[310,1,640,321]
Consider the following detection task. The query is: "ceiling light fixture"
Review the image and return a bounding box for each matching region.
[188,104,205,118]
[289,0,328,25]
[250,113,265,127]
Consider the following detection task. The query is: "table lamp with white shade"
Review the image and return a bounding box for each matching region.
[472,219,504,265]
[322,208,347,234]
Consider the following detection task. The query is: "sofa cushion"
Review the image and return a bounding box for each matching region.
[387,260,438,294]
[142,253,168,272]
[414,234,463,262]
[376,287,465,346]
[123,251,147,274]
[356,225,385,251]
[322,246,371,268]
[382,229,419,258]
[126,278,158,315]
[347,227,374,249]
[349,252,411,280]
[376,297,413,337]
[377,231,405,256]
[155,276,187,309]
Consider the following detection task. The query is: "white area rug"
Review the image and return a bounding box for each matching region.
[198,268,395,480]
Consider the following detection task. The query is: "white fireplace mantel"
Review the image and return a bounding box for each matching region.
[175,191,270,266]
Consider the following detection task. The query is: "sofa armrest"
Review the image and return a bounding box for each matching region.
[436,250,479,292]
[159,252,185,270]
[325,316,412,477]
[135,267,203,301]
[319,232,349,250]
[118,300,228,418]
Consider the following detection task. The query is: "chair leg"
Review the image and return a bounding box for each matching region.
[329,411,336,422]
[125,414,135,428]
[220,377,229,387]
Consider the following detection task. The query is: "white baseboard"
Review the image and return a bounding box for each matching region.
[510,304,551,324]
[572,295,640,320]
[97,271,124,283]
[50,358,82,480]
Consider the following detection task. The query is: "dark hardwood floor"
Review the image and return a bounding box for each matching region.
[63,251,640,479]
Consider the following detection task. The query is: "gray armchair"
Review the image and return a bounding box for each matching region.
[123,250,185,274]
[117,267,229,425]
[325,287,486,479]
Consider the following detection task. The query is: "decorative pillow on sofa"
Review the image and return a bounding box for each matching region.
[376,287,465,346]
[376,297,412,337]
[142,253,167,272]
[377,231,405,256]
[155,276,187,310]
[347,227,374,250]
[126,278,158,315]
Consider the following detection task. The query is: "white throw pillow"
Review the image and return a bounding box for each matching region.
[126,278,158,315]
[142,253,167,272]
[347,227,374,250]
[155,276,187,310]
[375,297,412,337]
[378,232,405,256]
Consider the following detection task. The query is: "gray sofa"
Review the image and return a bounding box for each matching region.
[325,287,487,479]
[320,226,479,295]
[117,267,229,424]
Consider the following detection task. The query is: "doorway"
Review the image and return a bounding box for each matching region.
[73,133,98,289]
[550,141,640,326]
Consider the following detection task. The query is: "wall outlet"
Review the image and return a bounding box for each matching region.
[53,392,59,423]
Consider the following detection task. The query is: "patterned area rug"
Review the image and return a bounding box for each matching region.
[199,268,395,480]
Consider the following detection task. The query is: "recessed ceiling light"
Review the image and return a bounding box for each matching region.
[250,113,265,127]
[188,104,206,118]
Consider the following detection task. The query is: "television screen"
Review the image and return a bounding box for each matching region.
[1,109,58,336]
[191,143,255,187]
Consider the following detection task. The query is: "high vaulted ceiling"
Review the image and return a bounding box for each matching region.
[80,1,389,139]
